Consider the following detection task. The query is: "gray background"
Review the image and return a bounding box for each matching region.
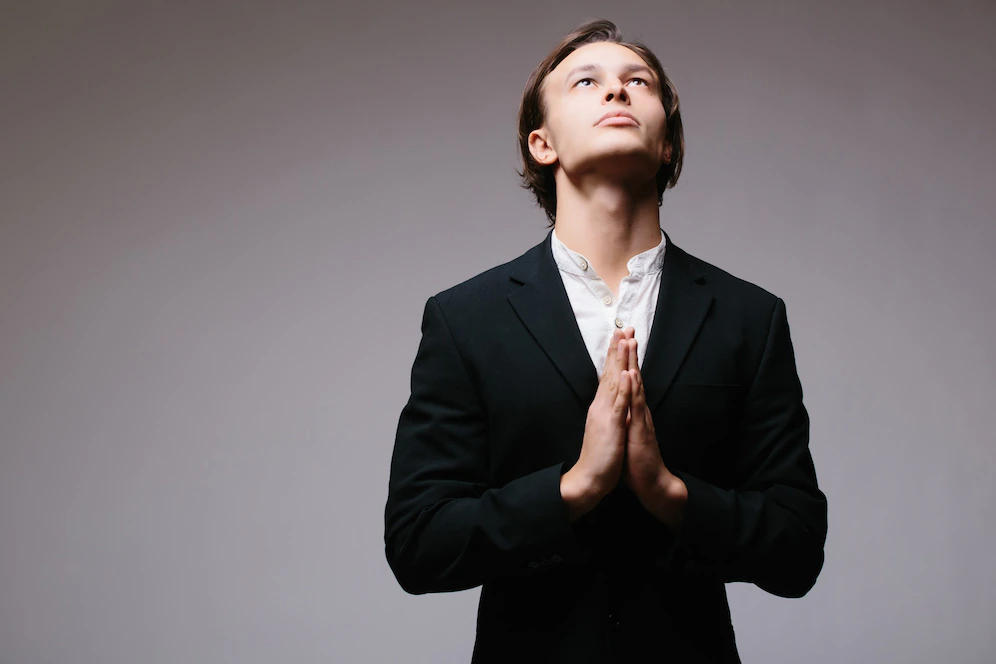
[2,1,994,662]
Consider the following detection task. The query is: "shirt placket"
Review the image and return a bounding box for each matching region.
[609,275,633,333]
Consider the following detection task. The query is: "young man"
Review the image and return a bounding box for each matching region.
[384,19,827,664]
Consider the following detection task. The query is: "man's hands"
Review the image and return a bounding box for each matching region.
[561,328,631,520]
[561,327,687,529]
[618,332,687,528]
[618,331,668,497]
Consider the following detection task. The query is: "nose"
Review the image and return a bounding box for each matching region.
[605,80,629,103]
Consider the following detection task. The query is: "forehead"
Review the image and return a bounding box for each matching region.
[549,42,653,83]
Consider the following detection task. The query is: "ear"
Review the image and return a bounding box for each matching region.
[528,128,558,166]
[662,140,673,165]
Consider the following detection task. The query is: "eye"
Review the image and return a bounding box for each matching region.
[575,77,649,87]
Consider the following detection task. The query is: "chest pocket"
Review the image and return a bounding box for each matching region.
[656,382,743,481]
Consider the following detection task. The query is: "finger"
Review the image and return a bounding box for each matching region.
[614,369,631,419]
[602,330,621,383]
[625,338,643,392]
[604,329,620,363]
[624,326,636,340]
[607,339,627,398]
[629,371,646,433]
[604,338,623,395]
[631,370,646,414]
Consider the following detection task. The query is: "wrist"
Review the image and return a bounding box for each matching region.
[560,467,602,521]
[646,472,687,531]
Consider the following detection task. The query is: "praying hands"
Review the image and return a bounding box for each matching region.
[560,327,687,531]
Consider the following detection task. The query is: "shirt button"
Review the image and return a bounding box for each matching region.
[615,318,623,328]
[602,295,612,305]
[579,259,588,270]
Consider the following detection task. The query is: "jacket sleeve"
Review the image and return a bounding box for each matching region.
[656,296,828,598]
[384,295,586,595]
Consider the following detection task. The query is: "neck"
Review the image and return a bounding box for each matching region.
[552,180,662,278]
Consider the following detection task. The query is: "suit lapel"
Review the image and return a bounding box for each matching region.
[641,230,714,412]
[507,228,713,413]
[507,230,599,408]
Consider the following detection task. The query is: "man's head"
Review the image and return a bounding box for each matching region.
[516,19,683,227]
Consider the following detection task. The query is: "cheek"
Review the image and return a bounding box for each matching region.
[656,124,671,154]
[551,104,591,144]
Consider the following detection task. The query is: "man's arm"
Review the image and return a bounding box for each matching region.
[652,296,828,598]
[384,295,585,595]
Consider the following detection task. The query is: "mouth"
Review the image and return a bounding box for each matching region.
[595,110,639,126]
[596,116,639,127]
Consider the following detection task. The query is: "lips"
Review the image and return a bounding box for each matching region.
[595,110,639,126]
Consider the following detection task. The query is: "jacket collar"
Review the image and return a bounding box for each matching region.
[507,227,714,413]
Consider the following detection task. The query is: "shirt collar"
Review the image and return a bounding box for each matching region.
[551,226,666,279]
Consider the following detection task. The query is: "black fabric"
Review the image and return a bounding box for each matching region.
[384,229,828,663]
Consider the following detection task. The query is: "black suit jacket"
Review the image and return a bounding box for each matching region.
[384,229,828,663]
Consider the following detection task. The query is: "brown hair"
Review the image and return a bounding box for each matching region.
[515,19,684,228]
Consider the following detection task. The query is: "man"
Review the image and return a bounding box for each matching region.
[384,19,827,664]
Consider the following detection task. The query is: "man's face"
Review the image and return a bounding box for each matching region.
[530,42,671,182]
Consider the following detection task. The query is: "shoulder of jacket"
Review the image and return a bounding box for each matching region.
[679,245,780,309]
[427,238,538,311]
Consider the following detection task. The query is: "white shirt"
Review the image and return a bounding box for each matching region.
[550,227,667,380]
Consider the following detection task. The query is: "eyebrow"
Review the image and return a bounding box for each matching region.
[564,62,657,83]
